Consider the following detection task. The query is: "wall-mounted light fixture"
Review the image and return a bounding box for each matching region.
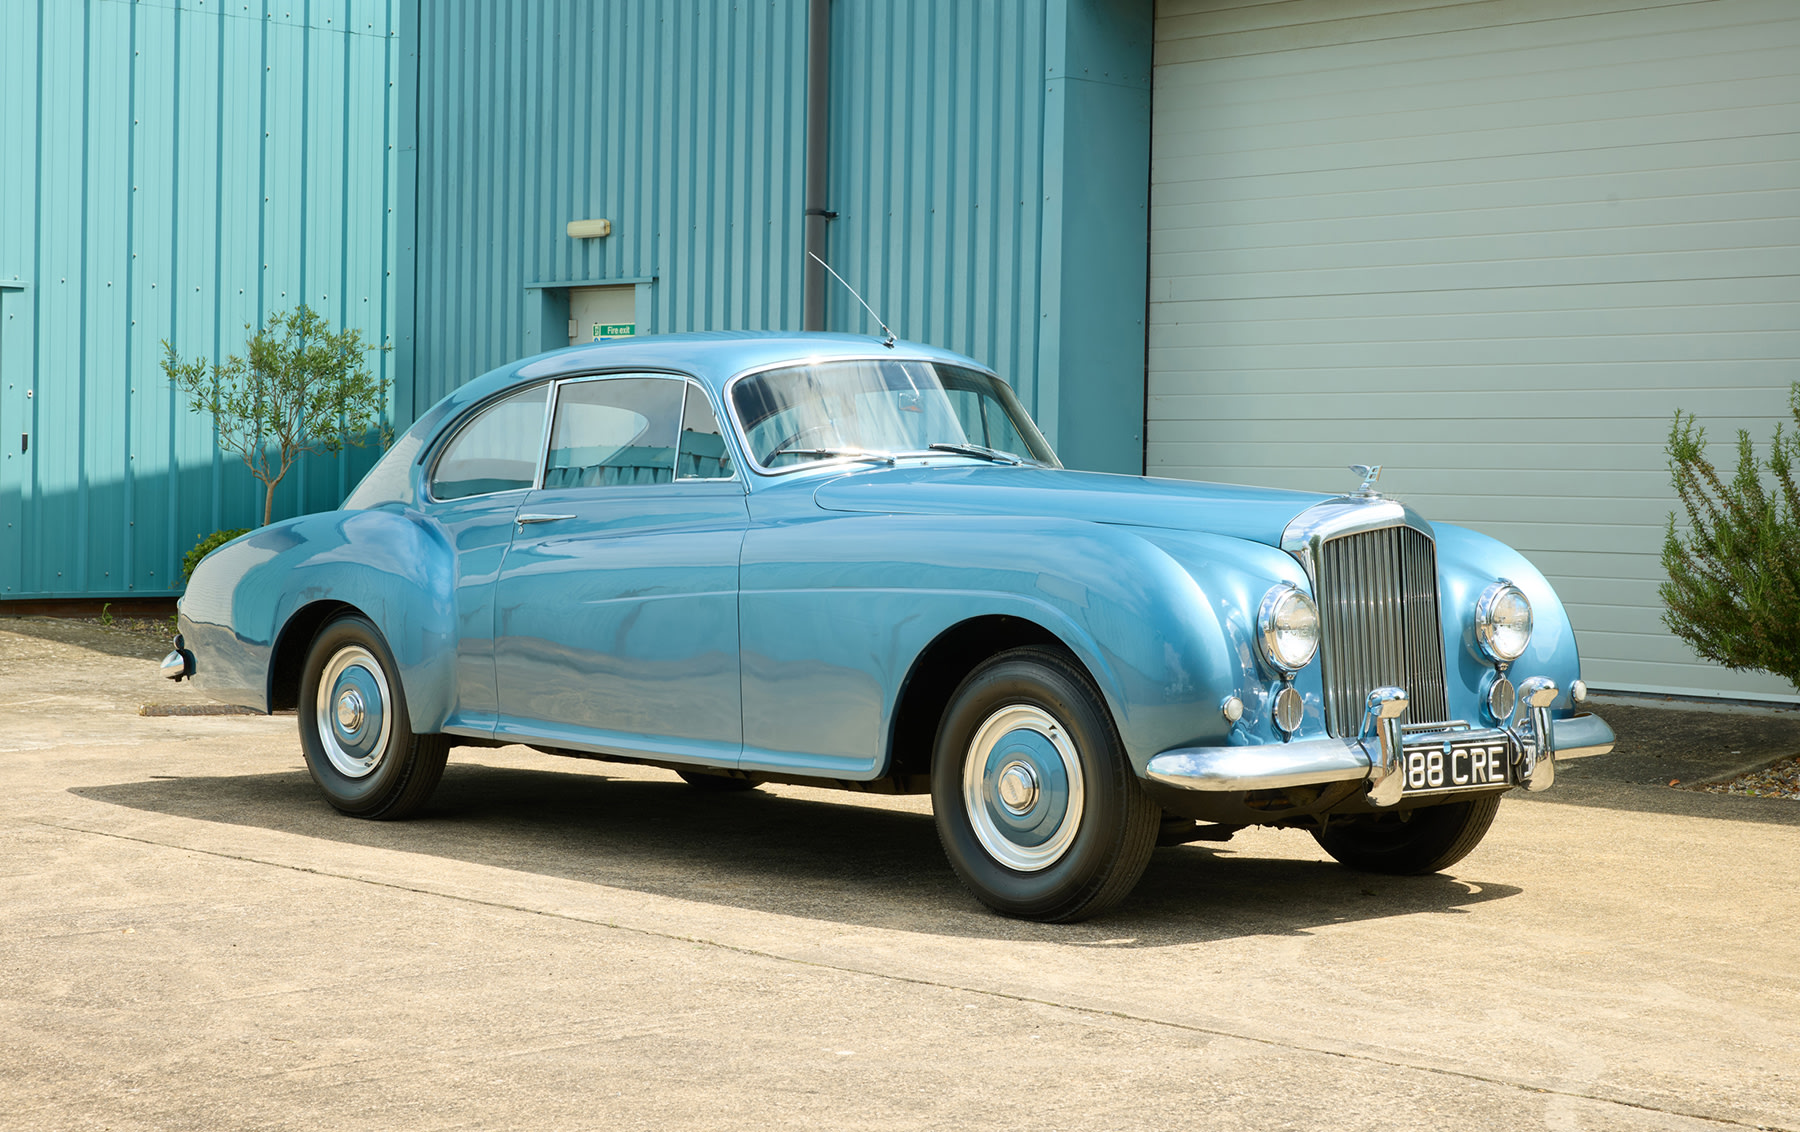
[566,218,612,239]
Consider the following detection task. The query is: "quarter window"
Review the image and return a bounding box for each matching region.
[429,384,549,500]
[677,384,734,480]
[544,377,683,488]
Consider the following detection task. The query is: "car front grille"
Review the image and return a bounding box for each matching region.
[1314,525,1450,736]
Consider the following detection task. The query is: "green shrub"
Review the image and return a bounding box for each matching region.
[182,528,251,583]
[1660,383,1800,691]
[163,305,391,526]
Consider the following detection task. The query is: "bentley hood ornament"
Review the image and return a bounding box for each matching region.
[1351,464,1383,497]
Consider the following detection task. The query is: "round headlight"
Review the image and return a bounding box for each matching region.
[1476,582,1533,662]
[1258,585,1320,673]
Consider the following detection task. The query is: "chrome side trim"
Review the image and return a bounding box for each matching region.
[1552,712,1616,760]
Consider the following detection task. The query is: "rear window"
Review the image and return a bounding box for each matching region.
[429,385,549,500]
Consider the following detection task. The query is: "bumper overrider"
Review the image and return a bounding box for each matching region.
[161,635,196,682]
[1145,680,1615,806]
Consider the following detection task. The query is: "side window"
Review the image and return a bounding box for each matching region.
[544,377,682,488]
[430,384,549,500]
[677,384,734,480]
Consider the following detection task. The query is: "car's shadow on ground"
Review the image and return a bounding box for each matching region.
[74,758,1521,946]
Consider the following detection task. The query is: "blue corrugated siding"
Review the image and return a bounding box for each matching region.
[410,0,1061,424]
[411,0,812,411]
[827,2,1050,418]
[1,0,1150,597]
[0,0,400,599]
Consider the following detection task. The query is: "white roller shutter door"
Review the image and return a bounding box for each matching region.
[1148,0,1800,699]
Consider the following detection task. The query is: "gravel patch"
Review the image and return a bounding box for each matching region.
[1690,755,1800,800]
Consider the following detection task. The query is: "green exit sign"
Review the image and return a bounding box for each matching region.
[593,323,635,339]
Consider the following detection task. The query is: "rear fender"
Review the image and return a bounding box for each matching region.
[178,509,457,728]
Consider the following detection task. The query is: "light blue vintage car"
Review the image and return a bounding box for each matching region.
[167,332,1614,921]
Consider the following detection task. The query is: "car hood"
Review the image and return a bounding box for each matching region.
[811,465,1334,546]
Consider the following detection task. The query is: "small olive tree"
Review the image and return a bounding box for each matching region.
[1660,383,1800,691]
[163,305,390,526]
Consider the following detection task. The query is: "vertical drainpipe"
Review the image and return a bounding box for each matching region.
[801,0,832,331]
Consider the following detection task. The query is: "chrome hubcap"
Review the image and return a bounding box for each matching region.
[336,688,366,732]
[314,646,392,780]
[996,761,1039,813]
[963,704,1085,872]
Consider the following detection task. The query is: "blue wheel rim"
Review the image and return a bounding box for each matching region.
[315,645,393,779]
[961,704,1085,872]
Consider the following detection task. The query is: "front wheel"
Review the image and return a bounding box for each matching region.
[931,647,1158,922]
[298,615,449,820]
[1310,793,1502,875]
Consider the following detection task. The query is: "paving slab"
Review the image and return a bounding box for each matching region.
[2,618,1797,1130]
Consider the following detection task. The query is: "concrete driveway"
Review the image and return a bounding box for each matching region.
[3,619,1797,1131]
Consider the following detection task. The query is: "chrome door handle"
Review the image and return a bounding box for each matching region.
[516,513,576,525]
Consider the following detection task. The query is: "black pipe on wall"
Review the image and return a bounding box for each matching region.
[801,0,831,330]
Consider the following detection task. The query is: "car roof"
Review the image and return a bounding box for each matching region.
[354,332,1009,510]
[440,331,990,420]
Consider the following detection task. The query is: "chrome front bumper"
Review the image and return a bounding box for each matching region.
[1145,681,1614,806]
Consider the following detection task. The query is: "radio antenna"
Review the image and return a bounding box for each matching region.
[808,251,895,348]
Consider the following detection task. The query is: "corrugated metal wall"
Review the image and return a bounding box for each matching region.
[0,0,400,599]
[410,0,811,412]
[826,2,1050,418]
[409,0,1068,426]
[1146,0,1800,699]
[2,0,1152,599]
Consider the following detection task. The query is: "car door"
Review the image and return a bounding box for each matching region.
[493,375,748,768]
[420,381,552,735]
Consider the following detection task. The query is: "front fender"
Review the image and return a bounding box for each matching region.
[739,513,1297,776]
[179,508,458,728]
[1432,523,1585,715]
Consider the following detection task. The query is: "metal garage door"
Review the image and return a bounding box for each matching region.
[1148,0,1800,700]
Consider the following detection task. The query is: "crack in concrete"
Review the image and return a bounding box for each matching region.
[37,820,1794,1132]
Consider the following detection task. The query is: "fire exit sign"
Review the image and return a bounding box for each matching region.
[593,323,635,339]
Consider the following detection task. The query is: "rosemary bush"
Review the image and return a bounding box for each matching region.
[1660,383,1800,690]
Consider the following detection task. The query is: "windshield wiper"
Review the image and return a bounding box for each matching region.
[766,444,897,466]
[926,442,1027,465]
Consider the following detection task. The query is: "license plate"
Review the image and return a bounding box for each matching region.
[1400,737,1512,796]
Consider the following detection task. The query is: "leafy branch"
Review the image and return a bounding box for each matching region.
[163,305,391,525]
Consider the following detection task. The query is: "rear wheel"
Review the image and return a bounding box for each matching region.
[298,615,449,820]
[1310,794,1502,875]
[931,647,1158,922]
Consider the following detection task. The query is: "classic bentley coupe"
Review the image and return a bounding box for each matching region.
[167,331,1614,921]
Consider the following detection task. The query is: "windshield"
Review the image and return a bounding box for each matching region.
[729,359,1059,471]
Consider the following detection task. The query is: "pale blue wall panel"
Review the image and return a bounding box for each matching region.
[0,0,400,600]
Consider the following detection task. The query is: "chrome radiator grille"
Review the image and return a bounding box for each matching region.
[1315,525,1449,736]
